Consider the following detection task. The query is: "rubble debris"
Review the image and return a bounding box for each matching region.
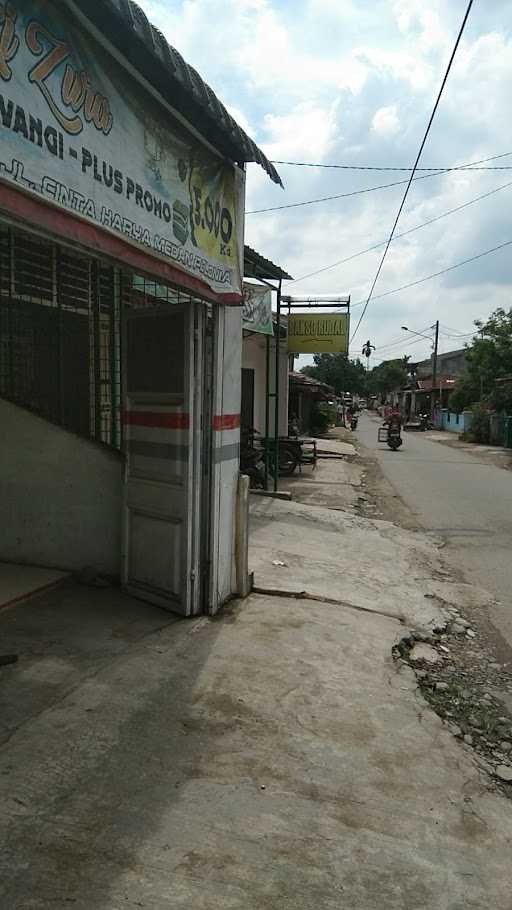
[408,643,441,665]
[393,614,512,796]
[495,766,512,783]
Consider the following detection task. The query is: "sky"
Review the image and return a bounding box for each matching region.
[137,0,512,365]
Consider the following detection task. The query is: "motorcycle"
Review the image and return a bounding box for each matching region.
[387,424,403,451]
[240,428,266,488]
[378,417,403,451]
[419,412,432,431]
[240,428,301,486]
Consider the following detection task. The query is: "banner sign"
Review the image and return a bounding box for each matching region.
[0,1,244,296]
[288,313,349,354]
[242,282,273,335]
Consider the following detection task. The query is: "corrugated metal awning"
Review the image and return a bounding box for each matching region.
[76,0,283,186]
[244,246,293,281]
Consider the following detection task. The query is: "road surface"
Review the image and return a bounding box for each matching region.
[357,414,512,649]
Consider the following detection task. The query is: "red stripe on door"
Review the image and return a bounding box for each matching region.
[212,414,241,431]
[123,410,190,429]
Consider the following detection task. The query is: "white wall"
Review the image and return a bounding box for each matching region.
[209,307,242,611]
[242,333,288,436]
[0,399,122,575]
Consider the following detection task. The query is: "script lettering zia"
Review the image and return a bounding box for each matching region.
[0,2,113,135]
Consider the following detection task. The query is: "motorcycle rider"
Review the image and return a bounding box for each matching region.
[389,404,402,427]
[384,404,402,431]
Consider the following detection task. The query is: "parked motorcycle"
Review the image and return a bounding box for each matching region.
[240,428,301,485]
[240,428,266,488]
[419,412,432,431]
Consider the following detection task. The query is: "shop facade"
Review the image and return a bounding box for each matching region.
[241,250,293,439]
[0,0,280,614]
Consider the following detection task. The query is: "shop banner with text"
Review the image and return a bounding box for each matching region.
[242,282,273,335]
[0,1,244,296]
[287,313,349,354]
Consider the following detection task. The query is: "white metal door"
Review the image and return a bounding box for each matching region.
[122,303,204,615]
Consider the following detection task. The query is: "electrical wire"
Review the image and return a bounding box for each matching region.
[440,331,475,340]
[372,325,432,352]
[347,335,428,356]
[350,0,475,344]
[270,151,512,171]
[373,334,431,356]
[440,323,476,337]
[367,332,409,351]
[346,324,432,356]
[246,151,509,215]
[440,322,469,333]
[351,238,512,307]
[291,179,512,283]
[377,334,429,353]
[247,174,431,214]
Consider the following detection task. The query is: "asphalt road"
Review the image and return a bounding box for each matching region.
[357,414,512,649]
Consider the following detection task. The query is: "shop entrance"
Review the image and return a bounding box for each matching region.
[122,302,208,615]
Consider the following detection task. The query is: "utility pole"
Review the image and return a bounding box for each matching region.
[431,320,439,419]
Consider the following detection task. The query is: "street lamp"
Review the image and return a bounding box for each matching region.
[401,325,433,342]
[401,322,440,418]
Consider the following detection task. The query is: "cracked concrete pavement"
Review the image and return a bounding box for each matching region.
[1,446,512,908]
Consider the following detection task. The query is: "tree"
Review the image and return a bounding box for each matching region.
[367,357,409,401]
[450,308,512,413]
[301,354,368,396]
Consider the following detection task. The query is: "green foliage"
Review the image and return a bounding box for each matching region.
[466,403,490,444]
[451,308,512,413]
[301,354,368,396]
[450,376,478,413]
[367,357,409,401]
[311,401,335,435]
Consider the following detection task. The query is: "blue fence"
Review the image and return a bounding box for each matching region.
[440,410,472,434]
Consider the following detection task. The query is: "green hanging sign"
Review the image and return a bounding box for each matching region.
[242,282,273,335]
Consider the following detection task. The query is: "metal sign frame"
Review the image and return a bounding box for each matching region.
[276,294,350,492]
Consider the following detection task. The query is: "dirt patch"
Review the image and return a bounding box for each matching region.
[348,428,512,793]
[351,438,418,529]
[394,618,512,796]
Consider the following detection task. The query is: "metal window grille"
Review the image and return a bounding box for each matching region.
[125,274,206,309]
[0,224,121,449]
[0,224,213,452]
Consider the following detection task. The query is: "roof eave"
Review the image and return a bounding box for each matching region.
[66,0,282,186]
[243,245,293,281]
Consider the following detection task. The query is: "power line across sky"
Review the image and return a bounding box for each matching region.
[350,237,512,308]
[290,179,512,283]
[246,151,511,215]
[350,0,476,344]
[270,151,512,172]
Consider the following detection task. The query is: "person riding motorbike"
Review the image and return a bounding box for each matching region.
[388,405,402,429]
[383,405,401,429]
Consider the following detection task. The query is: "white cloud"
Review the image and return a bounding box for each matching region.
[392,1,451,52]
[137,0,512,361]
[225,105,255,138]
[262,103,338,161]
[371,105,401,137]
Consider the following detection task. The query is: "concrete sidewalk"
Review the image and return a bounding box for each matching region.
[427,432,512,472]
[2,481,512,906]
